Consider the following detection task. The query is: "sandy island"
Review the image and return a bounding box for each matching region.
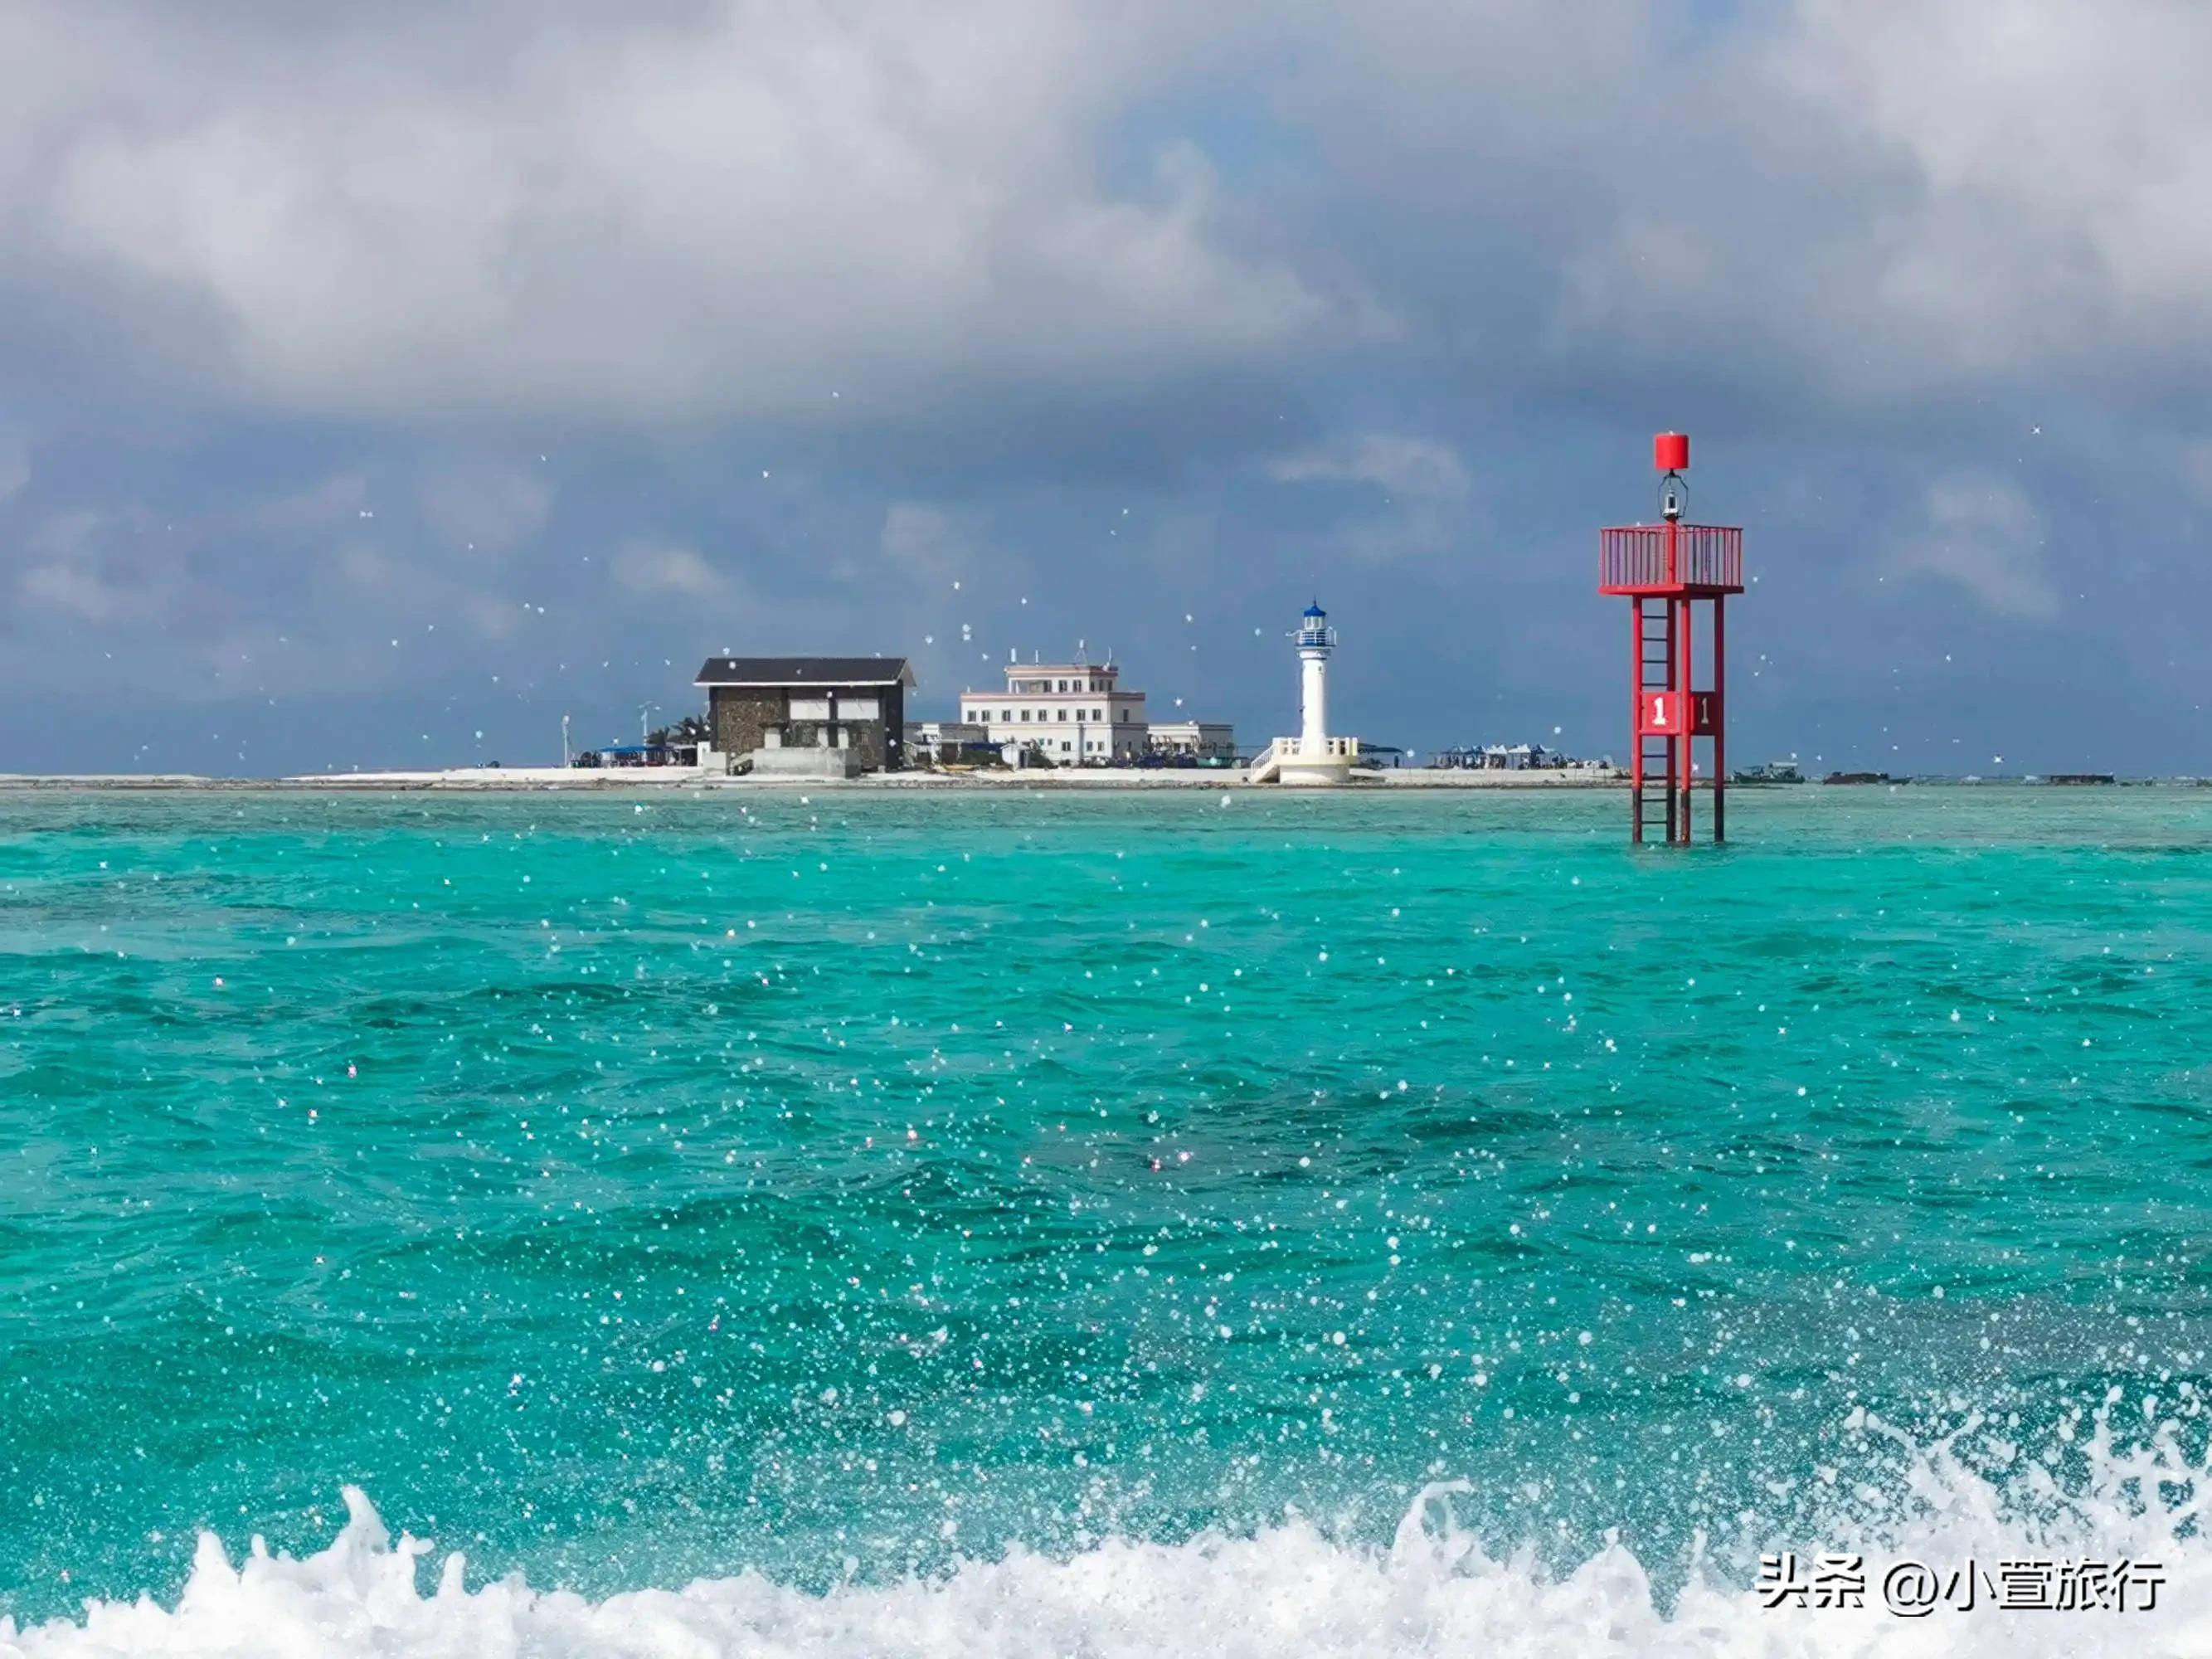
[0,766,1627,792]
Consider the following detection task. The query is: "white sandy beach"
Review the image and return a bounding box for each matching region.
[0,766,1628,791]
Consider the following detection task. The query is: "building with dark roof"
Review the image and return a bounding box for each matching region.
[695,657,916,772]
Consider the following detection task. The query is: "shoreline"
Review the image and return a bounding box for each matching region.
[0,766,1628,792]
[0,769,2185,793]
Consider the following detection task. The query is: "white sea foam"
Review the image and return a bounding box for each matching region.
[7,1413,2210,1657]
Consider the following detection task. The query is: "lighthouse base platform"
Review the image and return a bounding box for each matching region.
[1247,736,1361,786]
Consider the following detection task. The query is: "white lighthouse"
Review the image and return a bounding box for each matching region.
[1297,601,1334,752]
[1252,599,1359,784]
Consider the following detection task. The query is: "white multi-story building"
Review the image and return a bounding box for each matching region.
[1147,720,1237,760]
[959,656,1149,763]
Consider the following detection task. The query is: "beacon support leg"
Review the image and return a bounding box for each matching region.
[1664,600,1679,844]
[1714,594,1727,844]
[1630,599,1645,844]
[1679,597,1694,844]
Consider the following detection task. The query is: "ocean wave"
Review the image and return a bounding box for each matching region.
[7,1411,2209,1657]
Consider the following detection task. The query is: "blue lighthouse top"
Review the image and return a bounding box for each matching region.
[1294,600,1337,649]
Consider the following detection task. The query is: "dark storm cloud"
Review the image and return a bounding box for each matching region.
[2,0,2210,774]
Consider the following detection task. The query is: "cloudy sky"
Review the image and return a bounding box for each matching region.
[1,0,2206,775]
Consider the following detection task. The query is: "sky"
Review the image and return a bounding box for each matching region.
[2,0,2209,776]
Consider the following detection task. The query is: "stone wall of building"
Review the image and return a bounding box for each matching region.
[707,683,907,771]
[709,688,783,758]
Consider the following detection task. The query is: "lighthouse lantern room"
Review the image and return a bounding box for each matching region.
[1597,433,1745,844]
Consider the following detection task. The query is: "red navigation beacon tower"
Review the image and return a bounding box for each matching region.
[1597,432,1744,844]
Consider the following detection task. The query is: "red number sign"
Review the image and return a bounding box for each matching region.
[1639,691,1721,736]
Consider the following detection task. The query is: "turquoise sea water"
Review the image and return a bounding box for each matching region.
[3,785,2211,1648]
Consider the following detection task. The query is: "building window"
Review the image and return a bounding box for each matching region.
[790,697,831,720]
[1061,740,1071,751]
[1058,709,1069,722]
[839,695,881,720]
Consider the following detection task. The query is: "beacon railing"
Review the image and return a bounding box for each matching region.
[1599,525,1743,591]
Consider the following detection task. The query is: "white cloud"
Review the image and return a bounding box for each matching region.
[1891,474,2058,620]
[611,541,732,601]
[878,502,980,584]
[1271,434,1471,500]
[0,423,28,503]
[6,477,534,699]
[1286,2,2212,409]
[241,472,371,536]
[2183,439,2212,504]
[419,465,554,554]
[13,505,173,622]
[1267,433,1474,563]
[7,2,2211,430]
[1774,4,2212,307]
[2,2,1335,422]
[20,557,123,620]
